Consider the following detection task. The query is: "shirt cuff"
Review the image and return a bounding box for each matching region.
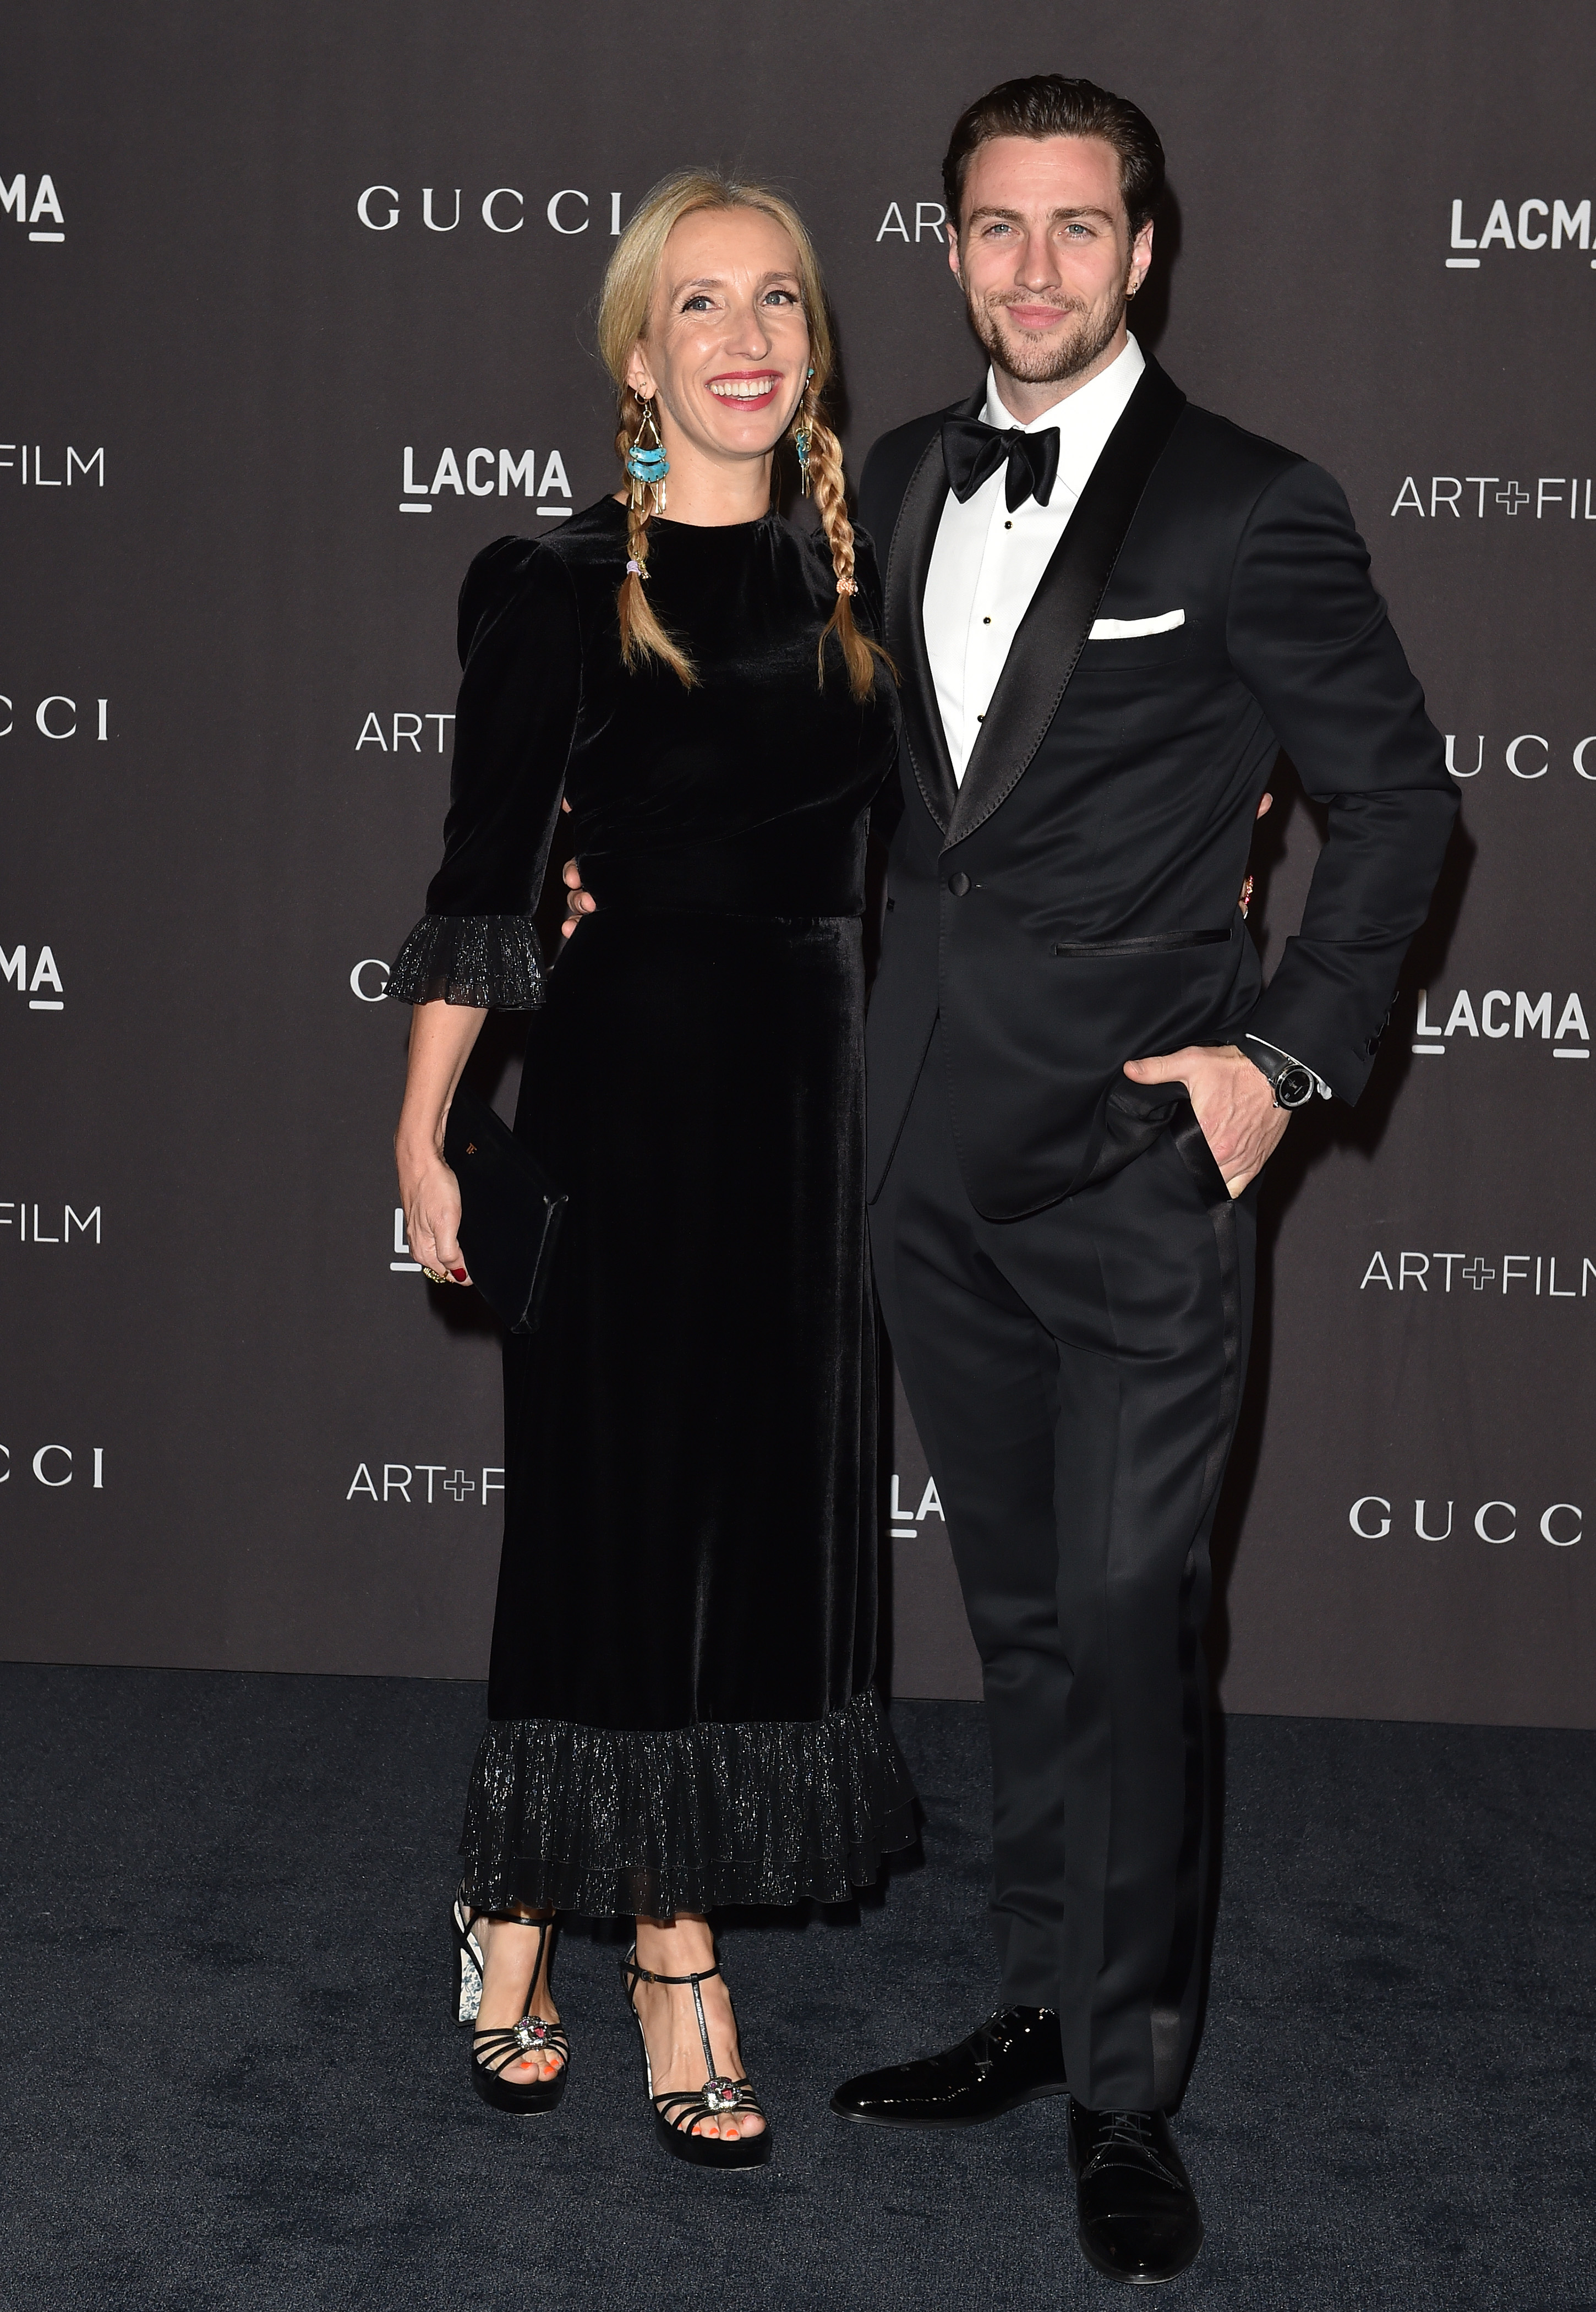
[386,913,544,1010]
[1243,1033,1331,1099]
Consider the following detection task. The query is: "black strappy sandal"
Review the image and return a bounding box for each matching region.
[452,1893,570,2115]
[621,1942,772,2169]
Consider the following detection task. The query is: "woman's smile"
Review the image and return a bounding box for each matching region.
[706,370,782,408]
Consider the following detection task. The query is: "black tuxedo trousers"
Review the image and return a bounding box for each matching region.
[873,1028,1255,2112]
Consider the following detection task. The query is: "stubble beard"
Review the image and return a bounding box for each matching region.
[968,279,1129,392]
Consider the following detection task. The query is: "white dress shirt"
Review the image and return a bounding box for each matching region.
[923,334,1145,781]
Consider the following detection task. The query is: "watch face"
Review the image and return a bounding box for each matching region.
[1277,1065,1316,1108]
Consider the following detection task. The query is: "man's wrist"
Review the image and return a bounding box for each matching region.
[1241,1035,1326,1110]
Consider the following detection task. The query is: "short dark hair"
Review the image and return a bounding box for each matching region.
[942,75,1166,237]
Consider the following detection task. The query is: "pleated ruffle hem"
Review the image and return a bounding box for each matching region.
[459,1687,919,1917]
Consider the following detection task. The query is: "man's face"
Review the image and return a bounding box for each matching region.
[949,133,1153,389]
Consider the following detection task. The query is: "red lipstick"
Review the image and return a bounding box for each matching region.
[707,370,781,411]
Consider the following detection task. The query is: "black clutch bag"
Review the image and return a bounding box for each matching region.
[442,1086,567,1334]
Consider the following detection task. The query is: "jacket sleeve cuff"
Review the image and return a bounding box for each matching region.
[386,913,544,1010]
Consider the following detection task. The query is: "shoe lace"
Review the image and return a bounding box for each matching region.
[1084,2108,1181,2188]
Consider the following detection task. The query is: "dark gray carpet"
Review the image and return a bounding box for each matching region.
[0,1667,1590,2310]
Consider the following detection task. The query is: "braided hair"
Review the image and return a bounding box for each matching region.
[614,392,693,686]
[792,381,887,701]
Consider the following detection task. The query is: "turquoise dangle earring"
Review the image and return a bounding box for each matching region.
[794,367,815,495]
[625,393,669,515]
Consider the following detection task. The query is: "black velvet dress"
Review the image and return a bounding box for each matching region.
[389,497,916,1917]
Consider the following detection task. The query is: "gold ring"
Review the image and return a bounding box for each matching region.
[421,1264,449,1284]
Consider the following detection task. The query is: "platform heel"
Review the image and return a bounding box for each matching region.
[451,1893,485,2024]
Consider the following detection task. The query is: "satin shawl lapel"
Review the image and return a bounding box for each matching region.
[945,361,1188,849]
[882,386,982,834]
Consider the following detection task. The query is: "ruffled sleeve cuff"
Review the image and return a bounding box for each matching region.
[386,913,544,1010]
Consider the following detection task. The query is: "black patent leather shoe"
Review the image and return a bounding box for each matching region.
[1068,2099,1203,2285]
[830,2006,1066,2128]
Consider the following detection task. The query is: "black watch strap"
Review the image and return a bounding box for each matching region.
[1243,1038,1318,1109]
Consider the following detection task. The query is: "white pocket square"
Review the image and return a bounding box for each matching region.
[1088,609,1185,639]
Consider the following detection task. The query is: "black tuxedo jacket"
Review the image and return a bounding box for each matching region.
[859,356,1459,1221]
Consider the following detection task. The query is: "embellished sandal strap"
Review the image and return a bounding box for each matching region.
[472,2020,567,2046]
[653,2076,764,2131]
[473,2019,570,2077]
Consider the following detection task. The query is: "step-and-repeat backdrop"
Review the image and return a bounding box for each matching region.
[4,3,1590,1727]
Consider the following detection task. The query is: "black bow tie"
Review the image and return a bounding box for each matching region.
[941,414,1061,511]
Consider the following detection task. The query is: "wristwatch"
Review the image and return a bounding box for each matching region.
[1242,1037,1319,1110]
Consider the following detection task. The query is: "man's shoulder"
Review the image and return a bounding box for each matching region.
[1167,398,1305,493]
[1160,399,1369,550]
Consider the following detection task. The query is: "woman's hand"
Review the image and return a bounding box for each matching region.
[393,996,489,1284]
[398,1142,470,1284]
[558,796,594,942]
[561,855,595,939]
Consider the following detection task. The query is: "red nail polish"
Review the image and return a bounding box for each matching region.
[451,1268,468,1282]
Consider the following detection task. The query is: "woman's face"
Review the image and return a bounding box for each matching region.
[628,206,811,471]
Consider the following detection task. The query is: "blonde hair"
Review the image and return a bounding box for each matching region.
[595,169,891,703]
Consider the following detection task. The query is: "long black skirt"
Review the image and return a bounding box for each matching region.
[459,906,916,1917]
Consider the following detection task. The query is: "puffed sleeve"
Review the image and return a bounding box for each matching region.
[387,537,581,1009]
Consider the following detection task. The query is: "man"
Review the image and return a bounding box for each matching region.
[826,75,1457,2286]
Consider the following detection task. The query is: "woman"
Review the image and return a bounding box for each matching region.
[389,171,915,2169]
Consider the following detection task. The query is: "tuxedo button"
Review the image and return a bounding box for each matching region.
[948,871,971,897]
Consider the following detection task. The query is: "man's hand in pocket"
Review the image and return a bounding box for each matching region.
[1122,1044,1288,1196]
